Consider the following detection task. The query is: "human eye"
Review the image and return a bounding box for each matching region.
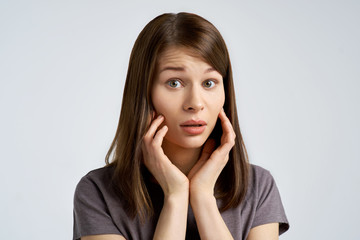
[202,79,216,88]
[166,79,182,88]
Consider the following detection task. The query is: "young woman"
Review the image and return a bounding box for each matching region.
[73,12,289,240]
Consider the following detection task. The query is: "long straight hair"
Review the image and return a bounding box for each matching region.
[105,12,249,221]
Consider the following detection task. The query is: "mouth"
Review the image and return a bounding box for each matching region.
[180,120,207,126]
[181,124,204,127]
[180,120,207,135]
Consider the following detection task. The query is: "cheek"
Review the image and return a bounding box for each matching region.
[152,97,163,115]
[151,89,166,114]
[152,94,178,120]
[210,91,225,112]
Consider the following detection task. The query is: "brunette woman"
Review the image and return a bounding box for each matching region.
[73,12,289,240]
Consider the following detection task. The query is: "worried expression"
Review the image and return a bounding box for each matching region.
[151,47,225,150]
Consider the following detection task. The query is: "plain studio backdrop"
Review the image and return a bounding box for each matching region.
[1,0,359,239]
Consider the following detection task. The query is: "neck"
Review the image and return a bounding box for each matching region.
[162,139,201,176]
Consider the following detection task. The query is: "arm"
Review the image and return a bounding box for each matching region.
[247,223,279,240]
[246,166,289,239]
[78,115,188,240]
[153,191,189,239]
[188,109,235,240]
[142,115,189,240]
[190,193,233,239]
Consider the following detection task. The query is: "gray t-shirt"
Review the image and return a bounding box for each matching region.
[73,164,289,240]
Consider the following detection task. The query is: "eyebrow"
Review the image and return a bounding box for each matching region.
[159,66,216,73]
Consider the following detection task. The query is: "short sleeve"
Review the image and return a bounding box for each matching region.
[251,168,289,235]
[73,175,122,240]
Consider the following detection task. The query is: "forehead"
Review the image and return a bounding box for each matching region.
[157,46,209,67]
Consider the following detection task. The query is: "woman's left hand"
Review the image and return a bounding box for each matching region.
[187,108,236,197]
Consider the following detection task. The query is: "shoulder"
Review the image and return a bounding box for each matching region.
[245,164,290,235]
[75,166,114,194]
[249,164,272,179]
[248,164,274,191]
[79,165,114,183]
[73,165,124,239]
[246,164,280,203]
[73,165,117,211]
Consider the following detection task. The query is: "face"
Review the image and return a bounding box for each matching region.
[151,46,225,150]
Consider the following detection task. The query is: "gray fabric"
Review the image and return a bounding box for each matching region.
[73,164,289,240]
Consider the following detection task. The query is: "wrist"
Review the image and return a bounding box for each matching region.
[160,177,190,198]
[189,190,216,207]
[189,184,214,199]
[163,191,189,212]
[164,188,189,202]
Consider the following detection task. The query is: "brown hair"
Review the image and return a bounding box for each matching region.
[105,12,249,221]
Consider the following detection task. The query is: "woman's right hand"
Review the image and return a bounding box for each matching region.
[143,115,189,239]
[142,115,189,197]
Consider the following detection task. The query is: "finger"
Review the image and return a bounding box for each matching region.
[187,139,216,179]
[196,139,216,166]
[204,146,230,175]
[153,125,168,147]
[144,115,164,140]
[146,110,156,127]
[142,126,168,168]
[200,138,216,160]
[219,109,233,135]
[219,109,236,147]
[214,138,234,157]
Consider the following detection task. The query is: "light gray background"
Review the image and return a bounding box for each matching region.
[1,0,359,239]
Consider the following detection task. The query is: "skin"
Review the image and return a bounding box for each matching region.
[81,47,279,240]
[151,47,225,175]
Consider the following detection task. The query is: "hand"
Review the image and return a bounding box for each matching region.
[188,109,236,197]
[142,114,189,197]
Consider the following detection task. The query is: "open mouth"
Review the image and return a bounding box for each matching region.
[181,124,204,127]
[180,120,207,135]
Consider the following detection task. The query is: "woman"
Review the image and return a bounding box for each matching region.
[73,12,289,240]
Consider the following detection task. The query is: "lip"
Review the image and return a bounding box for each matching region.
[180,120,207,135]
[180,120,207,126]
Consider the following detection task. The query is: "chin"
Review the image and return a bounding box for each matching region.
[165,134,209,149]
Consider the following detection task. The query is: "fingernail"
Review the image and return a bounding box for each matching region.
[157,115,163,119]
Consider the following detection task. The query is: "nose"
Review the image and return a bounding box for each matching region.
[183,86,204,112]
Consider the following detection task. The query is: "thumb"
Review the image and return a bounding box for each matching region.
[201,138,216,159]
[187,139,216,179]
